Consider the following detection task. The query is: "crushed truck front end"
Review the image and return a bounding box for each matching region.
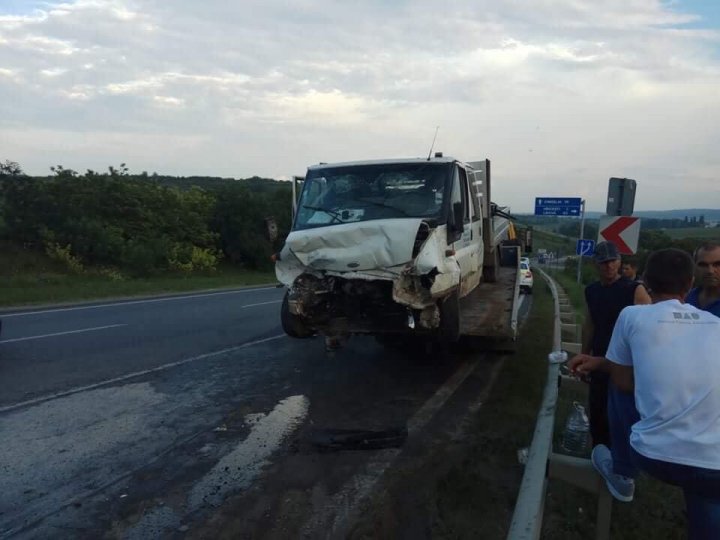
[276,218,461,336]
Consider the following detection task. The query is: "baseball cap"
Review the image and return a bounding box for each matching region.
[594,241,620,263]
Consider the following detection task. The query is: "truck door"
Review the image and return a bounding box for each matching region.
[466,169,484,291]
[450,166,479,297]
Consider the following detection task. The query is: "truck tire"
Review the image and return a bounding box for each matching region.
[281,292,315,339]
[439,291,460,342]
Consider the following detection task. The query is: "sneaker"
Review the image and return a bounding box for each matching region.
[591,444,635,502]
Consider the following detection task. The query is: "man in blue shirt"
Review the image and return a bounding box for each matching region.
[686,242,720,318]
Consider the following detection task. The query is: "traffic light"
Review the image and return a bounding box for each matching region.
[606,177,636,216]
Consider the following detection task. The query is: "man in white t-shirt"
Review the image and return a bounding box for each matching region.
[571,248,720,539]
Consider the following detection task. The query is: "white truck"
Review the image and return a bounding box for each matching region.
[274,155,522,346]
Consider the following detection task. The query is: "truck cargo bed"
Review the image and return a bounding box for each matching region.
[458,266,520,339]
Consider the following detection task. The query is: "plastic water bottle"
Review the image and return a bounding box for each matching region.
[561,401,589,455]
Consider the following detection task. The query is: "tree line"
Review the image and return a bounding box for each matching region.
[642,216,708,229]
[0,160,293,276]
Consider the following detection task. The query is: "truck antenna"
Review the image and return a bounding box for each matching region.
[426,126,439,160]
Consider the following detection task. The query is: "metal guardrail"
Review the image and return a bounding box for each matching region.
[509,247,522,339]
[506,266,612,540]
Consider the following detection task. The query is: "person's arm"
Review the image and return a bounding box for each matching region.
[610,363,634,392]
[581,306,593,354]
[568,353,612,375]
[634,284,651,305]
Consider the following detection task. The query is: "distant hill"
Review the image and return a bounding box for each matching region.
[584,209,720,220]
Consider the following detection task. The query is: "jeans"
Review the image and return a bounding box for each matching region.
[588,372,610,447]
[633,450,720,540]
[607,382,640,478]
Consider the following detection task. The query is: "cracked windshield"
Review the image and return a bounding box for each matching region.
[296,162,450,229]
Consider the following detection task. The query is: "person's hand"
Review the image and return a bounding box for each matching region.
[568,354,603,377]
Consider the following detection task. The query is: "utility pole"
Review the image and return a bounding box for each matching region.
[577,199,586,284]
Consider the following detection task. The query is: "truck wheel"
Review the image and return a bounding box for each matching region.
[281,292,315,339]
[439,291,460,343]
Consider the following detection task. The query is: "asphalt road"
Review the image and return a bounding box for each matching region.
[0,288,531,539]
[0,287,284,408]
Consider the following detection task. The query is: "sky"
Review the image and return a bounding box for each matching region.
[1,0,719,212]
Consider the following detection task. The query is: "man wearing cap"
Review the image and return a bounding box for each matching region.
[686,242,720,318]
[569,241,651,498]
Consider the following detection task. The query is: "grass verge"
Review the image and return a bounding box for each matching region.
[0,244,275,307]
[547,269,587,323]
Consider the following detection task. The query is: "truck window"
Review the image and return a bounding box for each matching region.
[450,169,462,213]
[458,167,470,223]
[468,171,481,220]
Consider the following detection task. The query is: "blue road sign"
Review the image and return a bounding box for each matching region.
[576,239,595,256]
[534,197,582,216]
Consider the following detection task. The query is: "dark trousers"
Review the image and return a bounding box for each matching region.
[633,451,720,540]
[607,382,640,477]
[588,373,610,447]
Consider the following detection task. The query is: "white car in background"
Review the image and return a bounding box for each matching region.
[520,260,533,294]
[520,256,530,267]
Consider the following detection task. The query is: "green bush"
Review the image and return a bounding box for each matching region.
[168,244,221,273]
[1,165,293,275]
[45,243,84,274]
[190,246,221,272]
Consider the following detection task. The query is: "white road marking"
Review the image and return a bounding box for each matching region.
[187,395,310,511]
[406,360,480,434]
[0,324,128,344]
[0,334,287,414]
[0,287,279,318]
[241,300,283,308]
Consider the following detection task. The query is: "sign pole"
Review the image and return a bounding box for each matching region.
[577,199,585,284]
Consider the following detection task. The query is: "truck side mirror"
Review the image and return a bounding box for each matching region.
[453,202,464,231]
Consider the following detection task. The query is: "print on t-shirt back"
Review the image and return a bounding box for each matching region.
[659,310,720,325]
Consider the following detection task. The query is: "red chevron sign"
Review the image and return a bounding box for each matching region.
[598,216,641,255]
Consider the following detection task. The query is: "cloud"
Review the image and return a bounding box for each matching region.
[0,0,719,211]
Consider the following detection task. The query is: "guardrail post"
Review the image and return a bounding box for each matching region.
[595,491,612,540]
[560,323,581,342]
[561,342,581,355]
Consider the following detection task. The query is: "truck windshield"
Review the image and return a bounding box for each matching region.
[294,162,451,230]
